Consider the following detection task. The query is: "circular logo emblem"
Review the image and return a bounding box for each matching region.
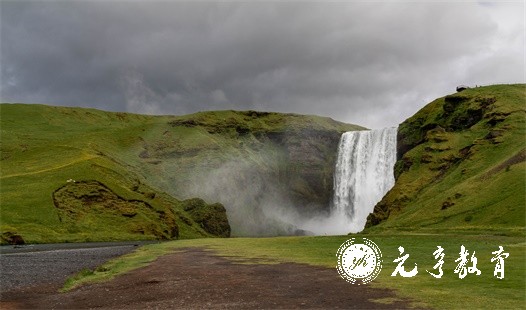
[336,238,382,285]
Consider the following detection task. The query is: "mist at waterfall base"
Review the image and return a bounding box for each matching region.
[181,127,397,236]
[297,127,398,235]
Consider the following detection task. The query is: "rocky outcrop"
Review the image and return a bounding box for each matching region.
[53,180,179,240]
[396,94,494,161]
[0,231,25,245]
[182,198,231,237]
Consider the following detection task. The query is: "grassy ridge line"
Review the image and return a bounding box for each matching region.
[1,154,98,179]
[63,235,525,309]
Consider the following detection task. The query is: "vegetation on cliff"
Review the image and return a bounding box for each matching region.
[366,84,525,235]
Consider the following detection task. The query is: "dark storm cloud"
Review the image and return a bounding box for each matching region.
[1,1,524,128]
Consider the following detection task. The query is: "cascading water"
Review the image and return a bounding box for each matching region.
[332,127,398,233]
[297,127,397,235]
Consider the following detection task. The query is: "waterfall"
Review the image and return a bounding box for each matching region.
[332,127,397,233]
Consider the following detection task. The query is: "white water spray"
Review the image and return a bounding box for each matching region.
[299,127,397,235]
[332,127,397,232]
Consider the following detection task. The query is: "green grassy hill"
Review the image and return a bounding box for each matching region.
[0,104,361,243]
[3,84,522,243]
[366,84,526,236]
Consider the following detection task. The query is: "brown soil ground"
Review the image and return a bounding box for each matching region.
[2,248,414,309]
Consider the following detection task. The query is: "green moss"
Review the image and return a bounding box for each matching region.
[52,180,179,240]
[182,198,231,237]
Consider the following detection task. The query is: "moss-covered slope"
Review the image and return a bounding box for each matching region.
[366,84,525,235]
[0,104,361,242]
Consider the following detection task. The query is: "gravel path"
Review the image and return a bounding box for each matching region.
[0,243,141,296]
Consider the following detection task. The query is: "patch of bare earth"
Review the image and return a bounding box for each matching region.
[4,248,415,309]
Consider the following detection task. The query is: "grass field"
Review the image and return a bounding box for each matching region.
[63,234,525,309]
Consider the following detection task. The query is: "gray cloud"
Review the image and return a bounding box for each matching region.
[1,1,524,128]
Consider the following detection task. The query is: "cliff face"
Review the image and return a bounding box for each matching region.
[366,84,525,235]
[134,111,363,236]
[281,128,343,213]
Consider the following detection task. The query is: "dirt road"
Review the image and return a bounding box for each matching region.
[3,248,413,309]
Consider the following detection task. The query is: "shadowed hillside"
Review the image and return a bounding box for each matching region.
[366,84,526,236]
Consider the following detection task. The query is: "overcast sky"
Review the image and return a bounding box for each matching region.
[1,1,524,128]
